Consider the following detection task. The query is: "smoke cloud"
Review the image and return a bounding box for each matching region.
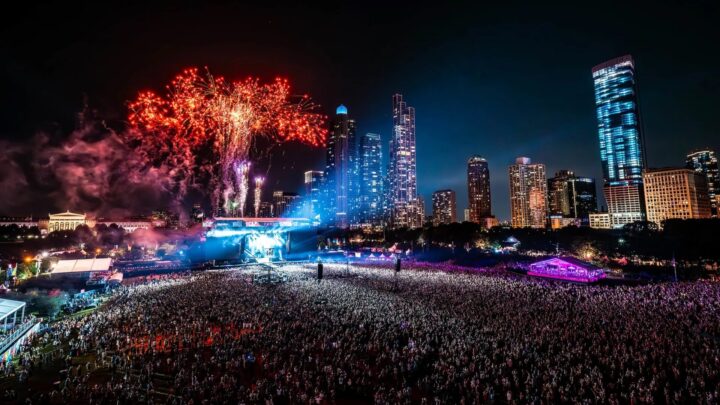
[0,118,179,217]
[0,141,33,213]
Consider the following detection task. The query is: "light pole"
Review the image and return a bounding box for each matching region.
[393,256,401,291]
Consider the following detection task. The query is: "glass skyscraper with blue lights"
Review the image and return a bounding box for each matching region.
[303,170,325,221]
[592,55,647,227]
[325,104,357,228]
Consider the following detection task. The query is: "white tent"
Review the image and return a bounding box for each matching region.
[51,258,112,274]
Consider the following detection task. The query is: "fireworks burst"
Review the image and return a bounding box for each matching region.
[254,176,264,217]
[233,161,251,216]
[128,68,326,215]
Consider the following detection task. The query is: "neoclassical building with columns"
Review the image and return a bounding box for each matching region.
[47,211,87,233]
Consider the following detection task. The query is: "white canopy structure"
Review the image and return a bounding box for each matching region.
[51,258,113,274]
[0,299,26,330]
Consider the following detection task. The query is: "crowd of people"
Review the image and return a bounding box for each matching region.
[3,262,720,404]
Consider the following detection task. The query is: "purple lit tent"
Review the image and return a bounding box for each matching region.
[528,257,606,283]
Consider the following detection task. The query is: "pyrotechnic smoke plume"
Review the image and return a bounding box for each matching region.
[0,120,178,217]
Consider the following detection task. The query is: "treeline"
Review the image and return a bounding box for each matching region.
[345,219,720,262]
[0,224,128,262]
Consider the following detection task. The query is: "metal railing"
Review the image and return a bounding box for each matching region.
[0,319,39,356]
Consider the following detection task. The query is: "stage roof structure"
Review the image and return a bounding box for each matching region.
[0,299,25,324]
[51,258,113,274]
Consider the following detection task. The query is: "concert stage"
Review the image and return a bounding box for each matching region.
[527,257,607,283]
[199,217,314,263]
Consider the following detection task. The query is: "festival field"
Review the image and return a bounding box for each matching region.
[3,263,720,404]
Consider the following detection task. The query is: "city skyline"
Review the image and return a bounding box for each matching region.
[0,3,718,221]
[0,70,716,223]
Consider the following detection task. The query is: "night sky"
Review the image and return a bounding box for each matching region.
[1,1,718,220]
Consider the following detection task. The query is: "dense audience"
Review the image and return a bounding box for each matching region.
[3,262,720,404]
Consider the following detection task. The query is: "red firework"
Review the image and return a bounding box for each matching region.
[127,68,327,211]
[129,67,327,149]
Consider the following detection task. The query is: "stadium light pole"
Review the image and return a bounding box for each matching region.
[393,256,401,291]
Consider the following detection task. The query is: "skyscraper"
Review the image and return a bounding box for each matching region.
[325,104,357,228]
[303,170,324,220]
[273,191,300,218]
[416,195,426,225]
[432,190,456,225]
[509,157,548,228]
[548,170,574,216]
[548,170,597,224]
[592,55,647,227]
[568,177,597,222]
[643,168,712,227]
[258,202,273,218]
[686,149,719,217]
[387,94,422,228]
[358,133,383,227]
[467,156,491,223]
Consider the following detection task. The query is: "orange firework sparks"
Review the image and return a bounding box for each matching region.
[128,68,327,214]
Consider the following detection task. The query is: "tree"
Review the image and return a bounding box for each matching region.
[623,221,659,235]
[15,262,38,279]
[74,225,97,247]
[45,230,80,249]
[97,223,125,246]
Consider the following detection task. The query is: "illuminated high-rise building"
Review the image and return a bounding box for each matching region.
[325,104,357,228]
[432,189,456,225]
[686,149,719,217]
[358,133,383,227]
[467,156,491,223]
[643,168,712,227]
[304,170,324,220]
[509,157,547,228]
[568,177,597,221]
[387,94,422,228]
[592,55,647,227]
[416,195,426,225]
[273,191,300,218]
[547,170,597,224]
[258,202,273,218]
[548,170,574,217]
